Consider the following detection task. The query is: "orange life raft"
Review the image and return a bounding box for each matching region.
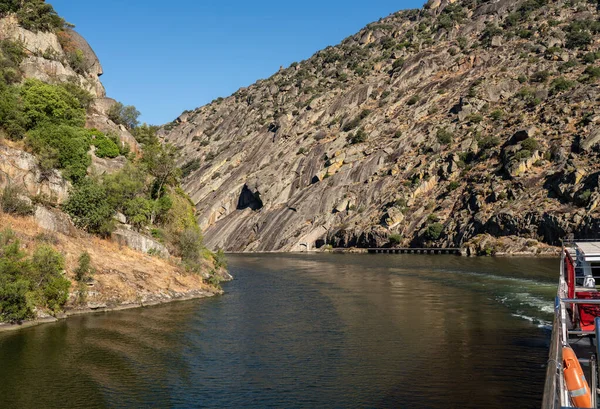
[563,346,593,408]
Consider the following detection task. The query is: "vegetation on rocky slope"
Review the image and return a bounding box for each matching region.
[0,1,225,322]
[163,0,600,252]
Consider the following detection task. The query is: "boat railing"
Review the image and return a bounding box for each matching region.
[545,297,600,409]
[542,297,566,409]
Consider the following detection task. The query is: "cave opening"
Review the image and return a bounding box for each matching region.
[237,185,264,211]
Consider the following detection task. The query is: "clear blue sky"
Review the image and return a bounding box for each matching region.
[51,0,424,125]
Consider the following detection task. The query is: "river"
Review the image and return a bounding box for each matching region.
[0,254,557,408]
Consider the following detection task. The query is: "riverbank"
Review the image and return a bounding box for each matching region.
[0,288,222,333]
[0,212,230,333]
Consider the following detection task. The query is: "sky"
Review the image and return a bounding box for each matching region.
[50,0,425,125]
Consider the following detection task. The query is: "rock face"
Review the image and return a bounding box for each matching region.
[112,226,170,258]
[0,15,105,97]
[163,0,600,252]
[0,144,70,204]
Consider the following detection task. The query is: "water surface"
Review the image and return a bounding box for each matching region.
[0,254,557,408]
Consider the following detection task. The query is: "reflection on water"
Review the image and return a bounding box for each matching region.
[0,254,556,408]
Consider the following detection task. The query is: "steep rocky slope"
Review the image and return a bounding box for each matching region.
[163,0,600,253]
[0,2,227,326]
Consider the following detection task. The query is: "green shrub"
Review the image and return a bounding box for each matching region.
[521,137,539,151]
[407,95,420,105]
[59,83,93,109]
[531,70,550,83]
[550,77,575,94]
[26,124,91,182]
[0,277,32,323]
[480,24,503,47]
[514,149,532,161]
[479,135,501,150]
[448,181,460,191]
[123,197,153,229]
[0,231,70,321]
[29,245,64,287]
[67,49,86,74]
[0,83,27,139]
[178,228,203,264]
[43,275,70,313]
[0,39,26,84]
[20,79,86,129]
[74,252,93,282]
[566,22,593,49]
[582,52,600,64]
[347,128,368,145]
[392,58,405,70]
[132,123,160,146]
[102,164,147,212]
[436,128,453,145]
[490,110,504,121]
[578,189,593,205]
[63,178,115,236]
[466,114,484,124]
[388,234,402,245]
[425,223,444,241]
[1,185,33,216]
[181,159,201,178]
[580,66,600,83]
[213,249,227,269]
[91,132,120,158]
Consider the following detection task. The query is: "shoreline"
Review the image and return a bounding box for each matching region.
[225,248,561,257]
[0,288,221,334]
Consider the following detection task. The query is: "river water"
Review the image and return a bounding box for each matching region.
[0,254,557,409]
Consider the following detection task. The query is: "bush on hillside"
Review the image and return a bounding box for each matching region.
[15,0,65,32]
[74,252,94,282]
[425,223,444,241]
[436,128,453,145]
[347,128,368,145]
[63,178,114,236]
[0,185,33,216]
[26,124,91,182]
[0,230,70,322]
[0,83,26,139]
[21,79,86,129]
[90,130,120,158]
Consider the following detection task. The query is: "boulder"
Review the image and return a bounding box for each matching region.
[112,226,170,258]
[34,206,78,236]
[384,207,405,229]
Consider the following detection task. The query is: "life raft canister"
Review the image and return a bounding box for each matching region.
[563,346,593,408]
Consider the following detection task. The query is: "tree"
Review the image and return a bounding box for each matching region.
[132,123,160,146]
[63,178,115,235]
[103,163,148,212]
[108,102,140,130]
[143,143,181,199]
[74,251,93,282]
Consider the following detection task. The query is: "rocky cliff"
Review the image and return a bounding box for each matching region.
[162,0,600,253]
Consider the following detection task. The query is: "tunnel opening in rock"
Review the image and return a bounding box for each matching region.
[237,185,264,211]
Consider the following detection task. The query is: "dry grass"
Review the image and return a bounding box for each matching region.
[0,211,216,307]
